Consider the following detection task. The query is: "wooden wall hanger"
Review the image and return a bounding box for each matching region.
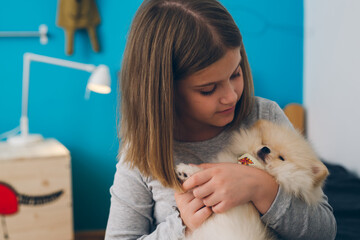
[57,0,101,55]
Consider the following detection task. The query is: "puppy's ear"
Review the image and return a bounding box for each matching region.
[252,120,277,140]
[252,119,272,132]
[312,162,329,187]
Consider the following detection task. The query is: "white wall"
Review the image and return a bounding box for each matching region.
[304,0,360,175]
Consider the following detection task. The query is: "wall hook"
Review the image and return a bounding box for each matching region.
[0,24,48,45]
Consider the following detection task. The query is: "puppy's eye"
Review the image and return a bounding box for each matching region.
[279,156,285,161]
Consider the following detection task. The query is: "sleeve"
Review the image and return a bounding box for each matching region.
[268,100,293,127]
[105,159,186,240]
[260,100,337,239]
[261,187,337,240]
[250,97,293,128]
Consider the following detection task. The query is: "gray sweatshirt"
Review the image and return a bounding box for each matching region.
[105,97,336,240]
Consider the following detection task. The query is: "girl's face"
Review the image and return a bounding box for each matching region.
[175,47,244,141]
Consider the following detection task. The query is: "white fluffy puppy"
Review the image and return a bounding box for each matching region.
[176,120,329,240]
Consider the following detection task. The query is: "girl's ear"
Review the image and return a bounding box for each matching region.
[312,162,329,187]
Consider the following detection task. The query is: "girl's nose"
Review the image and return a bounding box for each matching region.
[219,81,238,105]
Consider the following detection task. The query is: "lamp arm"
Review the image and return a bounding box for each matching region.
[20,53,97,137]
[24,53,96,72]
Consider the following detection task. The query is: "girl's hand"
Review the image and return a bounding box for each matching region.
[174,190,212,234]
[182,162,279,214]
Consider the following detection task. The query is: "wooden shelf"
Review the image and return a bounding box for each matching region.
[0,139,73,240]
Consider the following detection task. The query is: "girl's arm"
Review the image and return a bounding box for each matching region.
[261,186,336,240]
[105,160,185,240]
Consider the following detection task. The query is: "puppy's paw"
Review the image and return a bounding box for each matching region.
[175,163,202,182]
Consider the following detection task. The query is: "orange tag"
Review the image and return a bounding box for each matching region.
[237,153,264,169]
[238,156,254,165]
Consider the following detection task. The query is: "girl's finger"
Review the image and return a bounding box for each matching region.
[197,163,218,169]
[211,201,228,214]
[202,193,221,208]
[182,170,212,191]
[193,206,213,222]
[192,181,214,199]
[174,191,194,205]
[188,197,206,213]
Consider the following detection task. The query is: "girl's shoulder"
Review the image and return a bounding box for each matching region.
[116,154,153,184]
[240,96,292,129]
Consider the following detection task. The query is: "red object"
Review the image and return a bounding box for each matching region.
[0,182,18,215]
[238,157,254,166]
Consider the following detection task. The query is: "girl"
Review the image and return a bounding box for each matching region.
[105,0,336,239]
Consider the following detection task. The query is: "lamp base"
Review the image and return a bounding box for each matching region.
[7,134,44,146]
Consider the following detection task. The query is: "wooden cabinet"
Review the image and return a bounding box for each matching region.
[0,139,73,240]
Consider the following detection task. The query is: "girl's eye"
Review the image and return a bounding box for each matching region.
[279,156,285,161]
[200,85,217,96]
[230,71,241,79]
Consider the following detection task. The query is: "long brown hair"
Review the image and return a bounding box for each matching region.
[119,0,254,191]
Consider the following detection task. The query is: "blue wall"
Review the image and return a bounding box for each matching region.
[222,0,304,106]
[0,0,303,231]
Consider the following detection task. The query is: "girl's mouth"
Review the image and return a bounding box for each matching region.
[218,106,235,114]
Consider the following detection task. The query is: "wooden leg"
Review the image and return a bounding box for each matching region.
[75,230,105,240]
[87,26,100,52]
[65,28,75,55]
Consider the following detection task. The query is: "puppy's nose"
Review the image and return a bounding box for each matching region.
[260,146,270,154]
[257,146,271,161]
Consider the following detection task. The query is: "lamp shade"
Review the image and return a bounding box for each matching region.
[87,64,111,94]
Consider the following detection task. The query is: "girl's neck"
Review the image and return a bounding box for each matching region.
[174,122,225,142]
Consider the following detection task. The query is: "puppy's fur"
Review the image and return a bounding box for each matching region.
[176,120,329,240]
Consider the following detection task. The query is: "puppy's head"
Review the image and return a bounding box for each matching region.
[233,120,329,204]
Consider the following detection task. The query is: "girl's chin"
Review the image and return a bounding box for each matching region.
[212,118,235,128]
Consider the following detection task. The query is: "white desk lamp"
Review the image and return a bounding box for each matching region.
[7,52,111,146]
